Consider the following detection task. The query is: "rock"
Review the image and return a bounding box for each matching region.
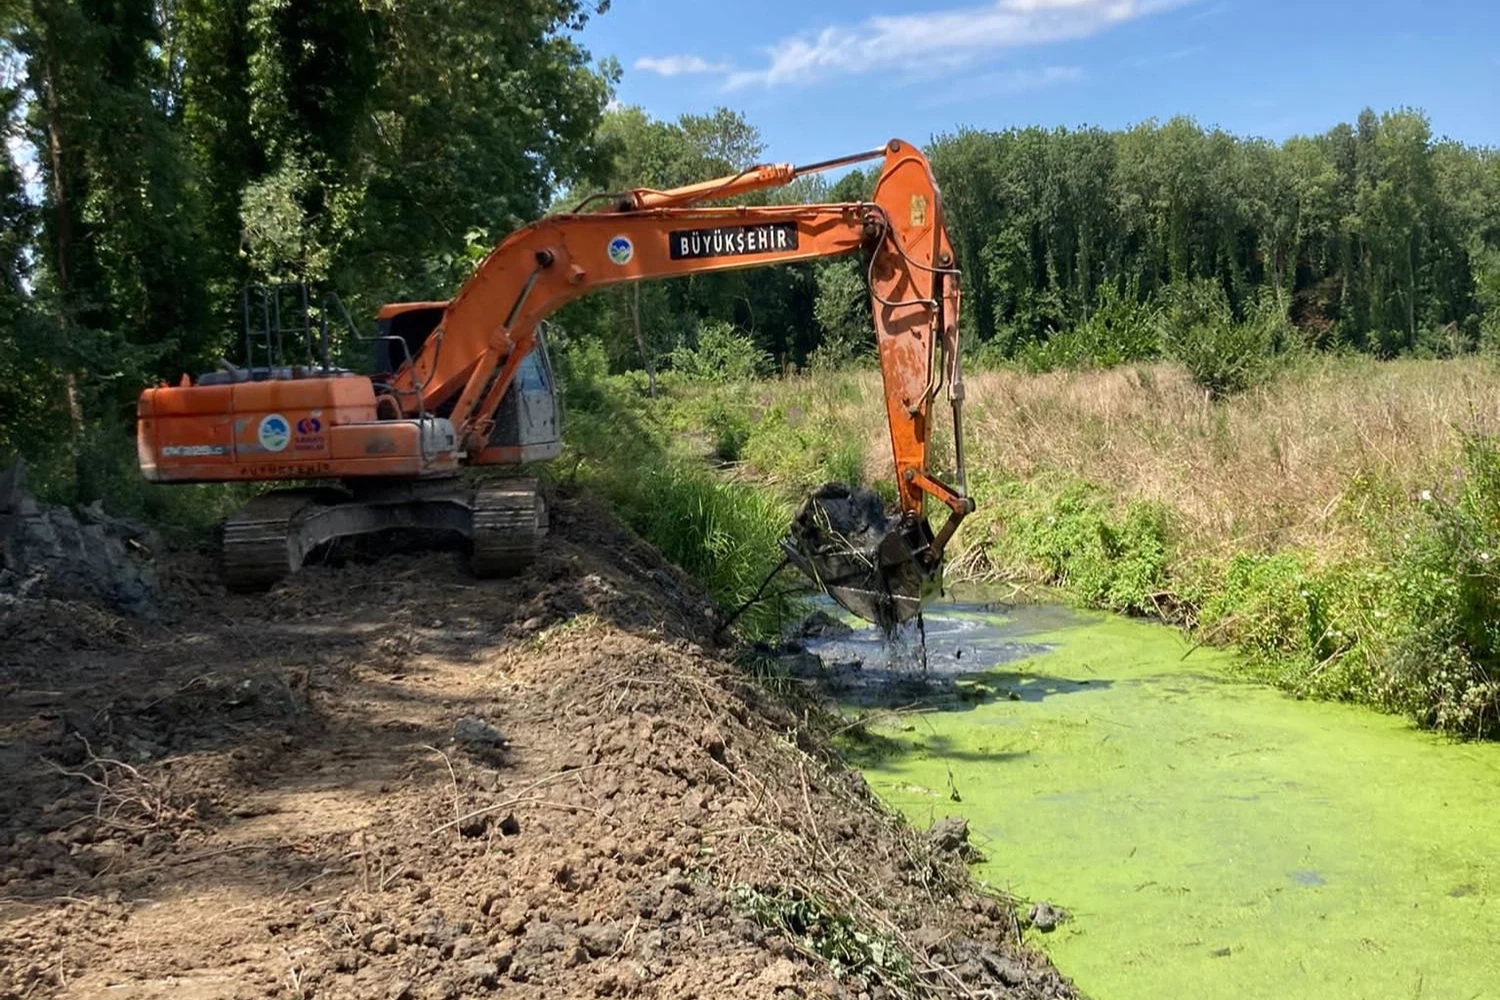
[458,959,500,988]
[414,911,456,951]
[451,935,485,960]
[792,609,854,639]
[576,923,623,957]
[497,905,528,936]
[368,931,399,956]
[978,947,1027,986]
[453,717,504,747]
[924,815,984,863]
[698,723,728,762]
[928,816,971,853]
[908,925,948,955]
[1028,902,1067,933]
[387,982,414,1000]
[778,649,825,678]
[0,460,159,611]
[458,814,492,839]
[521,920,565,955]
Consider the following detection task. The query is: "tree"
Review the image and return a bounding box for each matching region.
[0,0,616,501]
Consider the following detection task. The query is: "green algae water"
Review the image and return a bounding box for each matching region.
[811,603,1500,1000]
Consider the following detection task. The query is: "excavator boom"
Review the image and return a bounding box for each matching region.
[136,139,974,626]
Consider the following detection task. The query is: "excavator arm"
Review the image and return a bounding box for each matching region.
[382,139,974,625]
[393,140,970,527]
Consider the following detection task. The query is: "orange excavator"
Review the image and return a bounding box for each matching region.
[136,139,974,627]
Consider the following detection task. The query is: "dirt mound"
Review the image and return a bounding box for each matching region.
[0,491,1076,1000]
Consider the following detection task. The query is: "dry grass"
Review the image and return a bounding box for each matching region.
[751,356,1500,564]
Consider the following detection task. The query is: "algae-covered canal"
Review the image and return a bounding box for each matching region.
[810,603,1500,1000]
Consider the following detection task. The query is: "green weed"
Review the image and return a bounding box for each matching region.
[731,885,913,988]
[975,475,1171,616]
[1378,435,1500,735]
[1019,280,1162,373]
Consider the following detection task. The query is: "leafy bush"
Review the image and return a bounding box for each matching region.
[966,336,1015,372]
[702,395,753,463]
[732,885,911,987]
[988,477,1172,615]
[1019,281,1162,373]
[602,461,796,637]
[1159,280,1272,398]
[1200,552,1357,672]
[667,320,771,383]
[810,258,874,371]
[1379,435,1500,735]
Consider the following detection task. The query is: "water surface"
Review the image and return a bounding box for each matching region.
[813,602,1500,1000]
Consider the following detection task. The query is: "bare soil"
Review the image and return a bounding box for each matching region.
[0,492,1077,1000]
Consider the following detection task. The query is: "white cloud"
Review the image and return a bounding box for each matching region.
[724,0,1194,88]
[633,0,1192,91]
[633,54,731,77]
[925,65,1086,105]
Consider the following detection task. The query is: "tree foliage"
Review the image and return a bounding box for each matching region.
[0,0,614,498]
[930,111,1500,360]
[2,0,1498,510]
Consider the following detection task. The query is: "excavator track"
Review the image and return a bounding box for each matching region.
[220,489,322,592]
[469,478,547,578]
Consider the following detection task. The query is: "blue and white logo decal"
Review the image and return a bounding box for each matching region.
[258,413,291,453]
[607,235,634,266]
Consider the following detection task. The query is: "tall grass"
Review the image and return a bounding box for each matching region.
[555,341,801,639]
[662,354,1500,736]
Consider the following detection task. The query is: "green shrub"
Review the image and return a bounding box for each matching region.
[966,336,1015,371]
[1019,281,1162,373]
[667,320,771,383]
[988,477,1171,615]
[597,461,797,638]
[1159,280,1272,398]
[1378,434,1500,735]
[702,395,753,463]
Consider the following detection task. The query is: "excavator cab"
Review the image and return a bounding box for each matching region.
[370,300,562,464]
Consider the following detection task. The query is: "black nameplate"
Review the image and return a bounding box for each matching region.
[669,223,799,260]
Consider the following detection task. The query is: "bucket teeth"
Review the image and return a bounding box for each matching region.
[782,483,939,631]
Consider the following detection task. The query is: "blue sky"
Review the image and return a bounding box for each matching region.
[579,0,1500,164]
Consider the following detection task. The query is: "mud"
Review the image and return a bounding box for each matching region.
[0,491,1075,1000]
[784,484,931,630]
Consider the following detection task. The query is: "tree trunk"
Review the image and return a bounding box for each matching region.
[39,51,85,436]
[1407,235,1417,352]
[629,285,656,398]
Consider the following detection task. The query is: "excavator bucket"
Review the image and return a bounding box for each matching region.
[781,484,941,632]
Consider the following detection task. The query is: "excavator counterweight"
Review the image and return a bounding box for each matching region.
[136,140,975,625]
